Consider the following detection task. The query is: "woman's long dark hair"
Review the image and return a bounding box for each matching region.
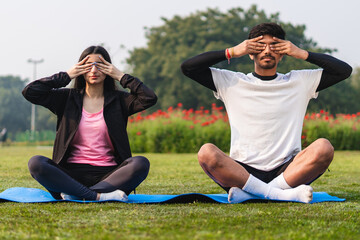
[74,46,116,92]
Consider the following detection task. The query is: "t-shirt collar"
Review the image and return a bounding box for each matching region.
[252,72,278,81]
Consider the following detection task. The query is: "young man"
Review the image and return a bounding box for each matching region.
[181,23,352,203]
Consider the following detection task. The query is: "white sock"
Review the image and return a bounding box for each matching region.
[268,173,292,189]
[99,190,128,202]
[228,187,258,203]
[61,193,81,200]
[242,174,313,203]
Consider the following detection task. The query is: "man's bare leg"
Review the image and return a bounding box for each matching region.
[269,138,334,189]
[198,143,313,203]
[197,143,250,188]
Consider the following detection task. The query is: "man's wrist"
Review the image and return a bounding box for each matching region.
[232,46,247,58]
[296,49,309,60]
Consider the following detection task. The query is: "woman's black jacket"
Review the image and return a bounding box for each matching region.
[22,72,157,166]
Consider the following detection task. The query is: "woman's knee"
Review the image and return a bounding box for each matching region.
[129,156,150,174]
[28,155,46,171]
[28,155,50,175]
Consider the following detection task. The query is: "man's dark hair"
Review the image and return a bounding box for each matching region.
[74,45,116,92]
[248,23,286,40]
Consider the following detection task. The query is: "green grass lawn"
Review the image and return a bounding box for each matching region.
[0,146,359,240]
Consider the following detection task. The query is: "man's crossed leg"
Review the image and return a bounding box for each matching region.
[197,138,334,203]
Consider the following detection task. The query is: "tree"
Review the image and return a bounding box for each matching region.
[350,67,360,92]
[307,80,359,113]
[126,5,337,111]
[0,76,31,137]
[36,106,57,131]
[0,75,57,139]
[307,66,360,114]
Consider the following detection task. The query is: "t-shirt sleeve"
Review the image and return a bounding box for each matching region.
[294,69,323,99]
[210,67,239,102]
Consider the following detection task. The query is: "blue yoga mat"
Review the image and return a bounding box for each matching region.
[0,187,345,204]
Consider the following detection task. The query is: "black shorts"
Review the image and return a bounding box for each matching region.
[221,156,295,193]
[238,157,294,183]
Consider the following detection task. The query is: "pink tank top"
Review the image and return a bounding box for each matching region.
[67,108,117,166]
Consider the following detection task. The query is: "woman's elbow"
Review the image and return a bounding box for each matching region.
[22,87,32,101]
[144,92,157,108]
[150,93,158,107]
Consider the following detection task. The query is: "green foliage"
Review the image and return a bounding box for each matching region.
[302,113,360,150]
[1,4,358,142]
[127,5,338,111]
[128,106,230,153]
[307,80,360,114]
[36,106,57,131]
[0,147,359,239]
[350,66,360,91]
[15,130,55,143]
[0,76,31,135]
[0,76,56,139]
[127,106,360,153]
[12,106,360,152]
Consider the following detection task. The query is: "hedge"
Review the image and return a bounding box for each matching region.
[129,105,360,152]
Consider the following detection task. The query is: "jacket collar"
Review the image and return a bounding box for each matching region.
[104,90,118,107]
[73,88,84,111]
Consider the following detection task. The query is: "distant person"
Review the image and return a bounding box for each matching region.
[23,46,157,201]
[181,22,352,203]
[0,128,7,145]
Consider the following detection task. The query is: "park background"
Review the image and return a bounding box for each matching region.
[0,0,359,150]
[0,1,359,239]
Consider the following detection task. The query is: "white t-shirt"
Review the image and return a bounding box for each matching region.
[211,68,322,171]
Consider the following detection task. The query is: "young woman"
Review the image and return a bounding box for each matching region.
[23,46,157,201]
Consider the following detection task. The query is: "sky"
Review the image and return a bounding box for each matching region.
[1,0,359,81]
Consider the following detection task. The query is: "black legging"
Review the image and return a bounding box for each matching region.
[28,155,150,200]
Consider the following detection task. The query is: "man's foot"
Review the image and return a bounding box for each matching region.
[228,187,257,203]
[265,184,313,203]
[243,174,313,203]
[281,185,313,203]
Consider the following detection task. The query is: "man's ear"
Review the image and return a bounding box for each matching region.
[249,54,254,60]
[279,55,284,61]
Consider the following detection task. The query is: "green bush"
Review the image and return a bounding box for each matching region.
[14,130,55,143]
[12,107,360,152]
[129,107,360,153]
[128,106,230,153]
[302,112,360,150]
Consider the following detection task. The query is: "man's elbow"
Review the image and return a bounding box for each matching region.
[344,64,353,79]
[180,61,191,77]
[22,88,27,98]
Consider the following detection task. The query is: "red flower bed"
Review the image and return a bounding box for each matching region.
[128,105,360,152]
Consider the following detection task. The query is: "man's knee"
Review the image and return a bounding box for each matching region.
[198,143,221,168]
[313,138,334,167]
[315,138,334,157]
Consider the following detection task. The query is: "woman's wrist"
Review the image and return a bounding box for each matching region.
[117,72,125,81]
